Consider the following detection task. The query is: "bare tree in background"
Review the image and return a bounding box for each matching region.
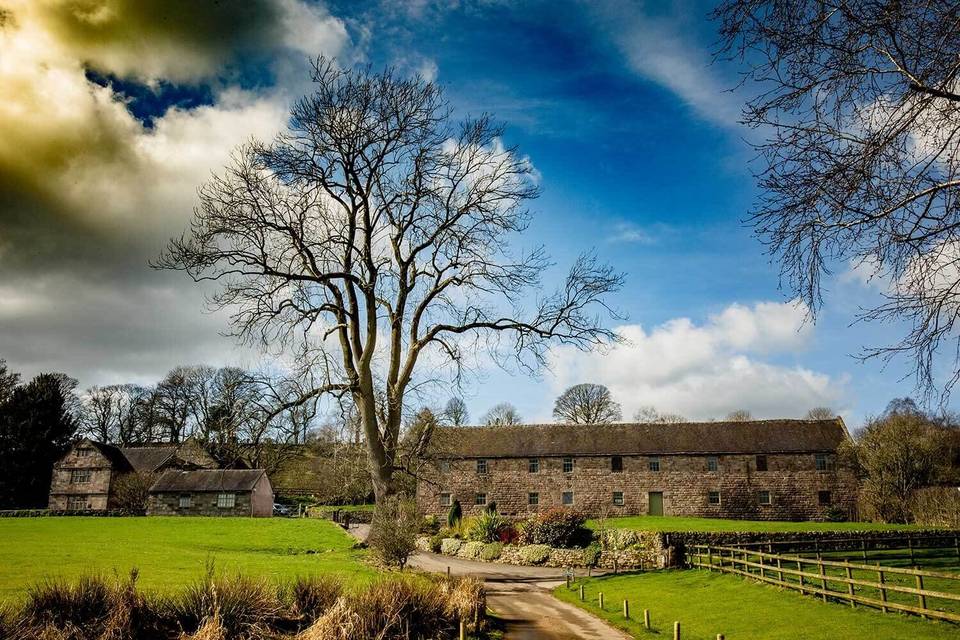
[553,383,621,424]
[806,406,835,420]
[481,402,523,426]
[443,397,469,426]
[158,60,622,501]
[725,409,752,422]
[715,1,960,400]
[81,385,134,443]
[633,405,687,423]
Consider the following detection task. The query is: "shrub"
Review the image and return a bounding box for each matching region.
[367,496,420,569]
[599,528,639,551]
[911,486,960,528]
[288,575,343,626]
[111,472,156,512]
[460,541,485,559]
[174,571,281,638]
[496,523,519,544]
[428,531,446,553]
[518,544,551,565]
[484,501,497,514]
[440,538,463,555]
[582,543,601,567]
[466,511,510,543]
[480,542,503,562]
[447,500,462,528]
[518,509,591,548]
[823,505,848,522]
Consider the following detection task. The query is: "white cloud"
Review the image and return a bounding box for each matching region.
[547,301,845,420]
[607,222,654,244]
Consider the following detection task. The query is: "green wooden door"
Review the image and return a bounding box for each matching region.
[648,491,664,516]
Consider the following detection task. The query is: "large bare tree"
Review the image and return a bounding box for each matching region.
[715,1,960,399]
[158,60,622,501]
[553,383,622,424]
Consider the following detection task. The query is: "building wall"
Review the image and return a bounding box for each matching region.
[148,491,255,517]
[250,474,275,517]
[48,443,114,510]
[416,452,858,521]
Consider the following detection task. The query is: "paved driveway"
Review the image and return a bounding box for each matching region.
[409,552,631,640]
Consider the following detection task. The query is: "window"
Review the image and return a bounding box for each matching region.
[217,493,236,508]
[562,457,574,473]
[707,456,718,472]
[562,491,574,506]
[611,455,623,472]
[439,460,451,473]
[179,494,192,509]
[439,492,452,507]
[648,456,660,472]
[476,459,487,474]
[70,469,91,484]
[708,491,721,505]
[818,491,832,506]
[76,447,91,458]
[815,454,830,471]
[528,458,540,473]
[475,492,487,506]
[755,455,768,471]
[612,491,624,506]
[66,495,88,510]
[528,492,539,506]
[758,490,771,506]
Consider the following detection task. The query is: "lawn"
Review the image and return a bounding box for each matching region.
[592,515,926,533]
[0,517,374,602]
[555,570,960,640]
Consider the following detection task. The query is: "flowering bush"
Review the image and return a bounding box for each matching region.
[517,509,591,548]
[599,528,640,551]
[461,541,485,559]
[440,538,463,555]
[518,544,551,565]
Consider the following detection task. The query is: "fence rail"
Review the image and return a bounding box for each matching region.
[690,544,960,624]
[731,533,960,564]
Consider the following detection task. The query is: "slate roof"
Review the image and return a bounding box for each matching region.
[119,446,178,473]
[429,419,849,458]
[87,440,133,472]
[149,469,268,493]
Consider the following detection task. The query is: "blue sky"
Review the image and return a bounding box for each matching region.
[0,0,936,428]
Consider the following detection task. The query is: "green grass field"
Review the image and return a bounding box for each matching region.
[0,517,374,602]
[592,515,925,533]
[555,570,960,640]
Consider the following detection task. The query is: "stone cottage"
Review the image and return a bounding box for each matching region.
[147,469,274,517]
[417,418,858,521]
[48,438,218,511]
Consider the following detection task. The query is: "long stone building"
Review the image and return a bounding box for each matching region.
[417,419,858,521]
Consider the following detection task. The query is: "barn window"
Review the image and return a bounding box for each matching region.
[439,461,451,473]
[815,454,830,471]
[179,494,192,509]
[476,459,488,474]
[648,456,660,472]
[818,491,832,506]
[475,492,487,506]
[612,491,624,506]
[217,493,236,508]
[708,491,721,505]
[611,456,623,472]
[755,455,768,471]
[76,448,92,458]
[439,492,451,507]
[70,469,91,484]
[758,490,771,506]
[528,458,540,473]
[707,456,718,472]
[528,492,539,505]
[562,457,574,473]
[66,495,88,510]
[562,491,574,506]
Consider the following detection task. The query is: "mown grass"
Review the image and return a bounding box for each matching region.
[555,570,960,640]
[592,515,926,533]
[0,517,374,602]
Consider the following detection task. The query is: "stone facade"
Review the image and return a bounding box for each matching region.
[418,420,858,521]
[147,469,274,517]
[48,443,115,511]
[148,490,258,517]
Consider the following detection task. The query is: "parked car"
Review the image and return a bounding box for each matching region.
[273,502,293,517]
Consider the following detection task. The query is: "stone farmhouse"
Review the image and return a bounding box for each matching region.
[148,469,274,517]
[48,438,219,511]
[417,419,858,521]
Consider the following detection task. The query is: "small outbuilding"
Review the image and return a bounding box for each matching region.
[148,469,273,517]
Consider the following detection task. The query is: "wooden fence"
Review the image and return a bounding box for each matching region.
[732,533,960,564]
[689,544,960,623]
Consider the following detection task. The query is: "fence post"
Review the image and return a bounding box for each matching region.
[776,556,783,585]
[579,584,584,601]
[877,564,888,614]
[447,566,450,579]
[759,549,766,580]
[861,539,868,563]
[955,535,959,561]
[459,619,465,640]
[817,554,827,602]
[674,620,681,640]
[797,560,805,595]
[717,635,725,640]
[623,599,630,619]
[599,592,604,610]
[644,609,650,630]
[707,546,713,570]
[915,569,927,619]
[844,560,855,608]
[908,537,915,564]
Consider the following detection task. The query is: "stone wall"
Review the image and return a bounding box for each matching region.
[147,491,254,517]
[417,452,857,521]
[48,443,114,510]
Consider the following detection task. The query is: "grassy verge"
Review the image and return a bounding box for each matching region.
[554,570,960,640]
[0,516,374,601]
[592,515,926,533]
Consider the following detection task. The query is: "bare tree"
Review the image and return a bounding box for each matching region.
[806,407,835,420]
[725,409,752,422]
[481,402,523,426]
[81,385,136,443]
[157,60,622,501]
[443,397,469,427]
[715,1,960,400]
[552,383,621,424]
[633,405,687,424]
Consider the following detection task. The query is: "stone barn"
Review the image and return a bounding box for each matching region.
[148,469,274,517]
[417,418,858,521]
